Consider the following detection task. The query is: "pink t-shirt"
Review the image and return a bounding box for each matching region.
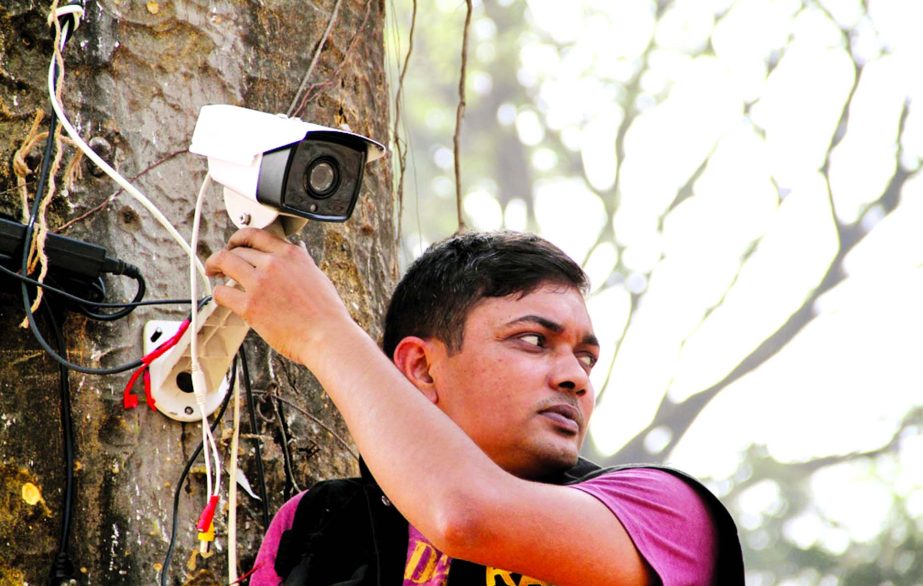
[572,468,717,585]
[250,468,716,585]
[402,468,717,586]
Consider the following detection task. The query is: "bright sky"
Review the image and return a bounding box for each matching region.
[443,0,923,562]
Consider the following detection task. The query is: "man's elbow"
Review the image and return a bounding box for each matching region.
[425,495,498,560]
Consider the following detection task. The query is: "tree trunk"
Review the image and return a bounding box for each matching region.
[0,1,393,583]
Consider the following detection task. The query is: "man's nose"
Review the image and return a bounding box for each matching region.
[551,351,589,396]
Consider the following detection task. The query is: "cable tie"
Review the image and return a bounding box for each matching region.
[196,495,220,532]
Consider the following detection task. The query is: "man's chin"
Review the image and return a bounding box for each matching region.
[519,447,580,480]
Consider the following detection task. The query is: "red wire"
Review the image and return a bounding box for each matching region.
[122,320,192,410]
[229,562,263,585]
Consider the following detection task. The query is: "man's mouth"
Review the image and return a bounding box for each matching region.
[539,403,582,435]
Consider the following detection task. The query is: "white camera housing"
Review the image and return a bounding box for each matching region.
[189,104,386,233]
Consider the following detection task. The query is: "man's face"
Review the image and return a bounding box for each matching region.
[427,284,599,479]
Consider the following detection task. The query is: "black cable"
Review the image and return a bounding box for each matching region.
[273,397,299,500]
[17,20,145,375]
[160,359,237,586]
[76,264,146,321]
[0,260,196,309]
[18,270,210,375]
[239,345,270,529]
[43,303,77,584]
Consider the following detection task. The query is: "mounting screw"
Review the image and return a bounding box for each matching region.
[239,213,251,225]
[184,406,194,416]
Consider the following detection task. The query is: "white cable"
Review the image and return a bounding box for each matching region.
[190,175,221,500]
[46,46,210,288]
[227,370,242,584]
[48,4,85,31]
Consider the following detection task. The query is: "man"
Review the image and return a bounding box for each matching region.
[205,229,743,585]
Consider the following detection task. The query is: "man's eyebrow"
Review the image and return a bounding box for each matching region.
[504,315,600,347]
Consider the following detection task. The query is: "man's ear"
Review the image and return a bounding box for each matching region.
[392,336,440,404]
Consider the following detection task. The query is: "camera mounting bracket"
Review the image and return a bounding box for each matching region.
[224,185,307,232]
[145,221,291,421]
[143,302,245,422]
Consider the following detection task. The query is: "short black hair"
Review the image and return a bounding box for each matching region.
[382,231,589,359]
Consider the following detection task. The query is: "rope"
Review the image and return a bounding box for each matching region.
[12,109,46,223]
[19,2,71,327]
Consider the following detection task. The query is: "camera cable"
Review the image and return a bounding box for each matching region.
[43,302,78,584]
[44,12,208,286]
[0,262,197,310]
[188,173,223,539]
[160,358,236,586]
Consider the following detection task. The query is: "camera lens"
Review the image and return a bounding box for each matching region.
[261,135,366,222]
[306,158,338,198]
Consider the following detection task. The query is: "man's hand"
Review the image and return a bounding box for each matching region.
[204,227,354,365]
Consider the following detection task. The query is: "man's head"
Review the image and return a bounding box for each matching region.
[383,231,590,359]
[384,231,598,478]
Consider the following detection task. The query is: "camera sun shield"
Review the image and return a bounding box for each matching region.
[257,132,368,222]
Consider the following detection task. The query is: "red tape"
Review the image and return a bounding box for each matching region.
[123,320,192,411]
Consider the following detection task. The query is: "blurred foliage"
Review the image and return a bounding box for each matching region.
[385,0,923,583]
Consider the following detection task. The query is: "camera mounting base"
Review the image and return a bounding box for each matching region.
[143,300,247,421]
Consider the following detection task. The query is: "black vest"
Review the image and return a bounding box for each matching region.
[275,459,744,585]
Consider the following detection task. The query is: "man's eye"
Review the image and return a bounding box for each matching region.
[578,353,598,368]
[519,334,543,347]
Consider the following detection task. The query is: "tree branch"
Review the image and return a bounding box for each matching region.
[453,0,473,234]
[391,0,417,243]
[604,82,916,465]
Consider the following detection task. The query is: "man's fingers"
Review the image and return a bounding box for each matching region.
[226,227,288,253]
[205,247,258,284]
[211,283,247,314]
[226,246,265,268]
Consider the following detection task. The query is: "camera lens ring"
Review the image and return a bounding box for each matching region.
[304,157,340,199]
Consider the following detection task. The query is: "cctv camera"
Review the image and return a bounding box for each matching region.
[189,104,386,232]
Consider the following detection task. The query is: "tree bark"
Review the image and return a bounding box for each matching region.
[0,1,392,583]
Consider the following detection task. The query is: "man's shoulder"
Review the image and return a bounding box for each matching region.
[568,463,735,543]
[570,463,745,585]
[564,460,698,485]
[566,462,724,510]
[569,464,712,517]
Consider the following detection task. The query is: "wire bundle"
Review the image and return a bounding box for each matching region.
[12,2,267,583]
